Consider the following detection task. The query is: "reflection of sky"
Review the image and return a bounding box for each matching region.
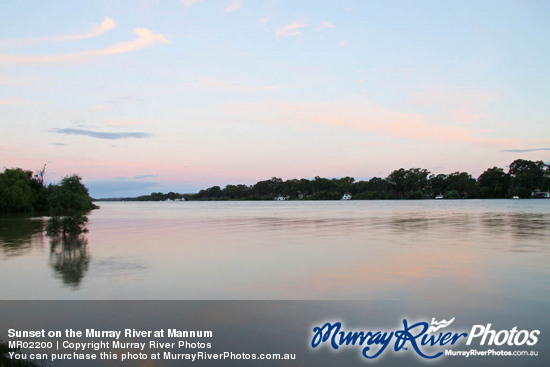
[1,201,549,310]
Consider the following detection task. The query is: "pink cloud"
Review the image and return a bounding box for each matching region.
[275,22,309,37]
[316,21,335,31]
[0,28,170,64]
[221,96,550,149]
[0,17,115,47]
[39,17,116,42]
[408,87,499,122]
[226,0,242,13]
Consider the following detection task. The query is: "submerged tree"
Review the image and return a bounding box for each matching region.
[49,174,97,215]
[47,174,97,236]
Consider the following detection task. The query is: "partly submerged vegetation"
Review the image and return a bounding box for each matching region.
[0,166,97,234]
[119,159,549,201]
[0,166,96,214]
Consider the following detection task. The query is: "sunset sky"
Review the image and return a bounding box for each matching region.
[1,0,549,198]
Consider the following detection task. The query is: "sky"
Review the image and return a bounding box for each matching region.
[1,0,549,198]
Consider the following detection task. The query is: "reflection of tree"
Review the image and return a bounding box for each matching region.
[46,215,88,236]
[49,234,90,288]
[0,218,44,256]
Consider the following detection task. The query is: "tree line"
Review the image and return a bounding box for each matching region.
[126,159,549,201]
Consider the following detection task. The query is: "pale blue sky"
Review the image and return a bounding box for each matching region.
[1,0,549,197]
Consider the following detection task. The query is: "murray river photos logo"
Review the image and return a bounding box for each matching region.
[310,317,540,361]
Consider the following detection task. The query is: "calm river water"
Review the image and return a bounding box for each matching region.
[0,200,549,303]
[2,200,550,366]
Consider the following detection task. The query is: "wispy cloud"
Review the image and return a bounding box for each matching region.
[0,28,170,64]
[1,17,116,47]
[51,128,152,140]
[226,0,242,13]
[93,105,108,110]
[53,142,67,146]
[409,87,498,122]
[37,17,115,42]
[275,22,309,37]
[221,96,550,149]
[134,174,158,179]
[338,40,348,46]
[501,148,550,153]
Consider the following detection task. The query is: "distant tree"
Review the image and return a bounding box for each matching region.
[282,179,301,198]
[223,184,250,199]
[307,190,340,200]
[334,176,355,194]
[196,186,222,199]
[311,176,334,194]
[298,178,313,197]
[367,177,389,194]
[445,172,478,198]
[429,174,448,197]
[253,177,283,199]
[508,159,548,197]
[405,168,430,194]
[386,168,408,196]
[387,168,430,198]
[478,167,509,198]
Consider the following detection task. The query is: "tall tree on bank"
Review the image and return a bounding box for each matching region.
[478,167,510,198]
[508,159,549,198]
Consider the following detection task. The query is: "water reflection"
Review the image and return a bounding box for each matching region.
[1,201,549,301]
[49,234,90,288]
[0,216,91,288]
[0,217,44,257]
[46,214,91,288]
